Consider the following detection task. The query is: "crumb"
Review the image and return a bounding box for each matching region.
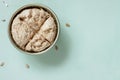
[1,19,6,22]
[0,62,5,67]
[25,64,30,69]
[55,45,58,51]
[65,23,70,27]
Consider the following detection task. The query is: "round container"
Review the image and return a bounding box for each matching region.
[8,4,60,55]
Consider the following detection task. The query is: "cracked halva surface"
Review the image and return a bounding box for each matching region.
[11,8,57,52]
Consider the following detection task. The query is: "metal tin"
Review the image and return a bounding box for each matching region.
[8,4,60,55]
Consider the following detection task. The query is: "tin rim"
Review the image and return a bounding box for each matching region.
[8,4,60,55]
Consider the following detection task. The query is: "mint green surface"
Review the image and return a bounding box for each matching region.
[0,0,120,80]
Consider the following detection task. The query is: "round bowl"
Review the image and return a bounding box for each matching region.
[8,4,60,55]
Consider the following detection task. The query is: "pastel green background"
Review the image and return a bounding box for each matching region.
[0,0,120,80]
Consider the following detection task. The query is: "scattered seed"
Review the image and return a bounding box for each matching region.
[0,62,5,67]
[2,1,5,3]
[5,4,8,7]
[65,23,70,27]
[2,1,8,7]
[25,64,30,69]
[1,19,6,22]
[55,45,58,51]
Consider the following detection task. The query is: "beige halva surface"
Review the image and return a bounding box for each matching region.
[11,8,57,52]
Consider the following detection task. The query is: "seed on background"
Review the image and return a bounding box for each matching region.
[1,19,6,22]
[55,45,58,51]
[0,62,5,67]
[65,23,70,27]
[25,64,30,69]
[2,1,8,7]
